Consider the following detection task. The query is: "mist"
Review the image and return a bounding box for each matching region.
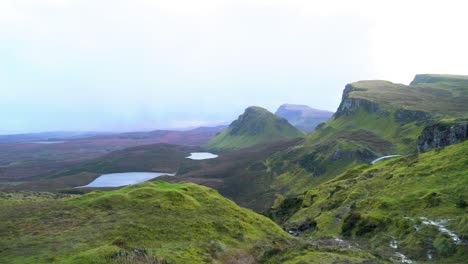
[1,0,467,133]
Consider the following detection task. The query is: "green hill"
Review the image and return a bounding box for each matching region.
[206,106,305,151]
[0,181,383,264]
[269,140,468,263]
[0,181,288,263]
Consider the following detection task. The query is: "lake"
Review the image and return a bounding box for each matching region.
[78,172,175,188]
[186,152,218,160]
[29,141,67,144]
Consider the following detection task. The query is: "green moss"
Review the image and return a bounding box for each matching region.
[0,181,288,264]
[279,141,468,263]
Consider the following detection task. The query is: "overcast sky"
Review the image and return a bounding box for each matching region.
[1,0,467,133]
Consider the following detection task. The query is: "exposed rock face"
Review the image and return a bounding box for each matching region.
[335,84,381,118]
[417,123,468,152]
[395,109,431,123]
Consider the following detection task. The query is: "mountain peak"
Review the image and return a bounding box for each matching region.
[275,104,333,133]
[244,106,271,115]
[206,106,304,151]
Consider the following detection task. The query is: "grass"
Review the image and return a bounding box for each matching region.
[348,76,468,119]
[278,141,468,263]
[0,181,384,264]
[0,181,289,263]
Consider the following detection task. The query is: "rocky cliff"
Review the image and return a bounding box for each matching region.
[417,123,468,152]
[334,84,382,118]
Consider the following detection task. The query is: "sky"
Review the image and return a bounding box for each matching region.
[1,0,467,134]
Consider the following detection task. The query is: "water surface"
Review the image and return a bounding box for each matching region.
[371,155,401,164]
[29,141,67,144]
[186,152,218,160]
[78,172,175,188]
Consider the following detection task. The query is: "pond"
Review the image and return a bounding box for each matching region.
[186,152,218,160]
[29,141,67,144]
[77,172,175,188]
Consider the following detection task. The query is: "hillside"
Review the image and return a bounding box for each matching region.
[206,106,305,151]
[268,140,468,263]
[275,104,334,133]
[0,181,381,264]
[258,74,468,203]
[0,181,286,263]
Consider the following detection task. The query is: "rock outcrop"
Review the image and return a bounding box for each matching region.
[335,84,381,118]
[395,109,431,123]
[417,123,468,152]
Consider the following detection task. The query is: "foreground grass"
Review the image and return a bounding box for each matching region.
[0,182,289,263]
[0,181,383,264]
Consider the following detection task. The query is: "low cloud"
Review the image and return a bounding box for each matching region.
[1,0,467,132]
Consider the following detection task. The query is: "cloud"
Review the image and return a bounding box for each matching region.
[0,0,467,133]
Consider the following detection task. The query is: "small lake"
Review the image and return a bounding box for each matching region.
[186,152,218,160]
[78,172,175,188]
[29,141,67,144]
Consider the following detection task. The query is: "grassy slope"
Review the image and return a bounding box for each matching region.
[206,106,305,152]
[280,141,468,263]
[0,182,382,264]
[0,181,288,264]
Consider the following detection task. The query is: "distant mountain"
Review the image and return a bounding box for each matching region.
[104,126,227,145]
[275,104,334,132]
[206,106,305,151]
[410,73,468,85]
[0,131,109,143]
[187,125,229,133]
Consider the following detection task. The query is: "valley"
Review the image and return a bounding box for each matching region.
[0,127,225,184]
[1,74,467,263]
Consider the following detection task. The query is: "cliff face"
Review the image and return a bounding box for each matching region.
[417,123,468,152]
[334,84,381,118]
[394,109,431,123]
